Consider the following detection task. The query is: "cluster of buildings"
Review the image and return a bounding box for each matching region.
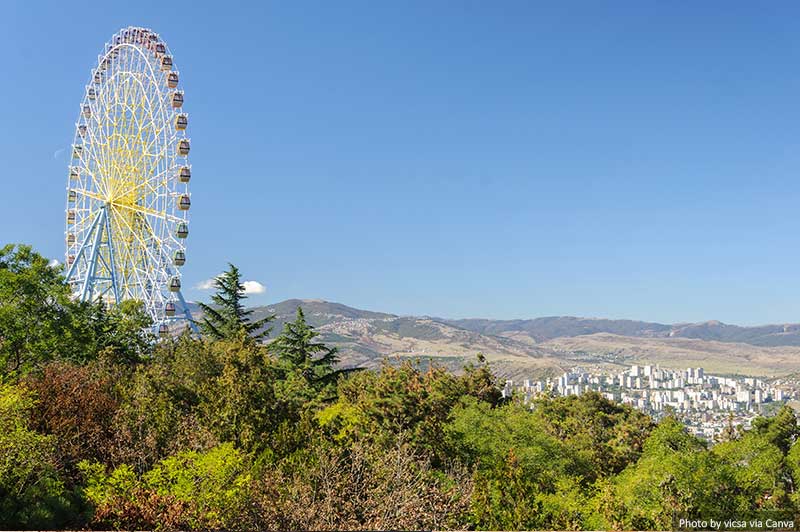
[504,364,799,440]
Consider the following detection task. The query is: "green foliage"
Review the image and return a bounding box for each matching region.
[318,358,495,460]
[79,461,137,509]
[88,299,155,364]
[109,332,319,464]
[714,431,789,513]
[109,336,219,472]
[751,404,799,454]
[271,306,358,397]
[0,383,75,528]
[0,244,82,377]
[80,443,250,530]
[788,440,800,508]
[602,418,737,530]
[460,352,504,406]
[530,391,655,481]
[446,398,586,530]
[197,263,273,341]
[0,244,153,379]
[197,337,287,451]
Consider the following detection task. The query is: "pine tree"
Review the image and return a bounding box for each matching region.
[270,306,358,389]
[197,263,273,341]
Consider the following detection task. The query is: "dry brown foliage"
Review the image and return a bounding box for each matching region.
[25,361,119,475]
[246,440,473,531]
[108,408,217,473]
[90,488,191,530]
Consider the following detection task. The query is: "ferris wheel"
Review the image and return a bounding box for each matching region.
[64,26,195,336]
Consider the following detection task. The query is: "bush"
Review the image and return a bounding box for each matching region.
[247,439,472,530]
[25,361,120,478]
[0,383,75,529]
[80,443,250,530]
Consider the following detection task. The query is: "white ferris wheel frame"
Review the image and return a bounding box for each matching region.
[64,26,195,334]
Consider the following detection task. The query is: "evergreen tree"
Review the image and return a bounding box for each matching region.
[752,404,798,454]
[197,264,273,341]
[270,307,357,389]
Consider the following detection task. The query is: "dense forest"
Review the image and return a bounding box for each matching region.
[1,243,799,530]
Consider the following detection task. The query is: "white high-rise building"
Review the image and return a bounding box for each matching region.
[753,389,763,404]
[736,390,750,404]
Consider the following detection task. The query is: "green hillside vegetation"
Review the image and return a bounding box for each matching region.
[1,243,800,530]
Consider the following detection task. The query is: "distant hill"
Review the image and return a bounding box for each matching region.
[442,316,800,347]
[240,299,562,376]
[187,299,800,378]
[442,316,672,342]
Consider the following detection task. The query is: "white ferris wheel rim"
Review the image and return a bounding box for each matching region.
[65,26,192,329]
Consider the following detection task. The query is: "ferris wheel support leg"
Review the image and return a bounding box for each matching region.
[65,207,104,283]
[103,208,121,304]
[175,288,199,334]
[80,206,108,302]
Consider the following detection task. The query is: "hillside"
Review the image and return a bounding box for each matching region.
[215,299,800,378]
[443,316,800,346]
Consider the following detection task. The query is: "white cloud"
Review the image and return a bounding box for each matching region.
[48,259,61,268]
[195,278,266,295]
[242,280,266,294]
[196,278,217,290]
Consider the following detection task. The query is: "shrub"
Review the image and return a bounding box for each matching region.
[80,443,250,530]
[0,383,75,528]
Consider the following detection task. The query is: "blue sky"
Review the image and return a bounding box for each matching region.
[3,1,800,324]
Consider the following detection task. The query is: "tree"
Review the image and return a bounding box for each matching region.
[88,299,154,364]
[25,361,120,479]
[603,417,736,530]
[460,353,503,407]
[787,440,800,506]
[247,439,472,531]
[0,244,153,379]
[109,336,219,473]
[751,405,798,454]
[717,412,739,443]
[530,391,655,481]
[198,337,286,451]
[318,357,500,463]
[714,432,789,514]
[197,264,273,342]
[0,244,78,376]
[270,307,356,392]
[445,398,585,530]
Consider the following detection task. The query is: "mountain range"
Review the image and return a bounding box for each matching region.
[207,299,800,379]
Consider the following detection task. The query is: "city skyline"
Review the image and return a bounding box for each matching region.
[510,362,799,441]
